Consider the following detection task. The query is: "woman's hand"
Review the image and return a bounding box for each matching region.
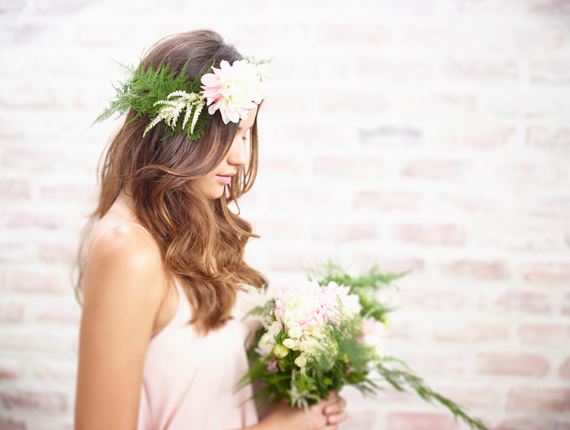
[253,394,348,430]
[322,392,348,428]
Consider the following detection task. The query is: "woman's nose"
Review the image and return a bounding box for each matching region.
[227,135,249,167]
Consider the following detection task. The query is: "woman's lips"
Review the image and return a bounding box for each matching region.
[216,173,235,185]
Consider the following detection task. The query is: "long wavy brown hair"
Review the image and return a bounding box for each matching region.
[76,30,266,333]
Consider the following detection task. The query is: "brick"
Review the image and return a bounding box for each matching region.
[529,0,570,14]
[429,92,476,114]
[35,302,80,323]
[560,358,570,379]
[263,188,341,213]
[248,217,303,240]
[1,148,57,171]
[489,25,565,52]
[355,191,422,212]
[439,191,499,213]
[361,0,434,14]
[4,269,68,293]
[355,57,432,82]
[431,384,496,408]
[527,195,570,218]
[526,126,570,152]
[401,159,471,181]
[518,323,570,346]
[12,23,49,43]
[531,59,570,84]
[563,293,570,316]
[342,408,379,430]
[0,328,74,353]
[378,258,424,274]
[397,224,465,246]
[0,357,25,379]
[0,82,60,108]
[0,0,25,12]
[386,319,416,340]
[443,59,519,81]
[31,359,76,380]
[0,178,30,200]
[0,301,25,322]
[313,156,384,178]
[5,211,66,229]
[476,352,549,377]
[399,92,477,117]
[0,390,68,414]
[386,411,457,430]
[313,222,379,242]
[261,89,308,113]
[318,24,390,45]
[487,91,564,119]
[268,250,322,273]
[232,23,306,47]
[0,242,31,263]
[492,290,551,314]
[440,259,510,281]
[402,25,472,51]
[507,387,570,412]
[0,118,25,139]
[40,182,95,202]
[444,124,515,148]
[390,347,466,375]
[257,157,303,175]
[359,125,423,147]
[434,321,509,342]
[399,288,466,310]
[496,417,553,430]
[36,0,97,13]
[0,417,26,430]
[319,90,390,113]
[521,262,570,282]
[278,121,342,146]
[37,242,76,264]
[494,162,559,184]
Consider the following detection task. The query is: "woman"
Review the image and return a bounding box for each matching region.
[74,30,347,430]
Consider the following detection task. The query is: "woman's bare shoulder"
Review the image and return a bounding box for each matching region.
[83,210,167,314]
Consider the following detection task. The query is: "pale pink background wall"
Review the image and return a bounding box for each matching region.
[1,0,569,429]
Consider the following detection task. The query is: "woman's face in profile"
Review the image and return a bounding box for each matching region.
[194,105,258,199]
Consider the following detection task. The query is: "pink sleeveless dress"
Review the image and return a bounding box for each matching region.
[93,221,258,430]
[136,280,259,430]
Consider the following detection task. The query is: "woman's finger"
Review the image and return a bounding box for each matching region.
[326,410,348,425]
[323,395,347,415]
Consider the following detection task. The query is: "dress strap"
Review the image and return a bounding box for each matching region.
[90,222,153,249]
[123,222,153,239]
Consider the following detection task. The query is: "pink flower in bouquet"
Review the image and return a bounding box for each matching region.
[274,280,361,337]
[201,60,264,124]
[274,281,333,335]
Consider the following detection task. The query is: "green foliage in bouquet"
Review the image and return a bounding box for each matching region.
[238,262,489,430]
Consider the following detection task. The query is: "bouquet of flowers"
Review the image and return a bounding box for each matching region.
[239,262,488,430]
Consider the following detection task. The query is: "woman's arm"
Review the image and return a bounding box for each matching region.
[74,225,167,430]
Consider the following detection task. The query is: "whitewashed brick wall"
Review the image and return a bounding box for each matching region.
[1,0,569,429]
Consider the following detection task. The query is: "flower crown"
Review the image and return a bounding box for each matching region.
[95,57,271,140]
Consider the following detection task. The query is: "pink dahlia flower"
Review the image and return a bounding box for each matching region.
[201,60,264,124]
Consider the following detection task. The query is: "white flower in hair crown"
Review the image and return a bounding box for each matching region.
[202,60,265,124]
[95,58,272,140]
